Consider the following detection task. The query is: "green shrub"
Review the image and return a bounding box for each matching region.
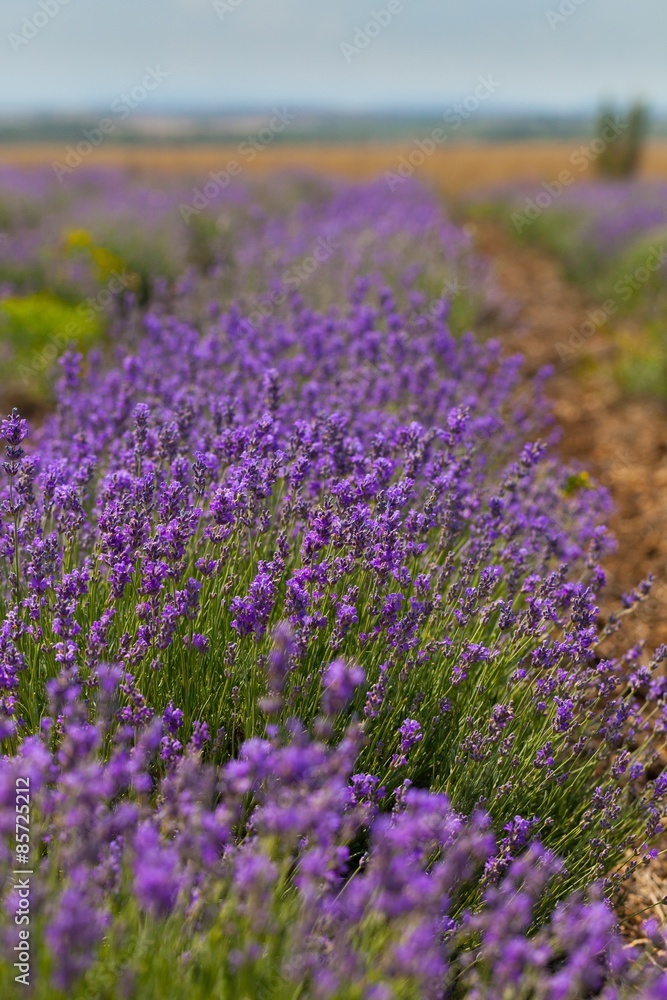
[596,103,649,180]
[0,293,102,396]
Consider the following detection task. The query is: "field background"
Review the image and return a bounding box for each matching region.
[5,140,667,192]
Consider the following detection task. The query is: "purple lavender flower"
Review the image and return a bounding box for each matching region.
[1,408,28,478]
[392,718,423,767]
[321,659,365,716]
[399,719,422,753]
[133,823,181,916]
[44,868,109,991]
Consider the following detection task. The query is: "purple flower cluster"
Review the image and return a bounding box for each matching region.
[0,169,665,993]
[0,666,663,997]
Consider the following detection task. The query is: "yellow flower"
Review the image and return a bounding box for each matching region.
[63,228,93,250]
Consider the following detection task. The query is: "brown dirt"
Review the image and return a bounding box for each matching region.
[472,219,667,655]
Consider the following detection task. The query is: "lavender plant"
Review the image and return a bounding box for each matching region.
[0,168,491,408]
[0,662,665,998]
[475,178,667,397]
[480,179,667,300]
[0,270,662,903]
[0,170,665,994]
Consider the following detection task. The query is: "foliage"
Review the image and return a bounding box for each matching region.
[0,293,101,399]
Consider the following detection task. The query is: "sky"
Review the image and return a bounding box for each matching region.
[1,0,663,115]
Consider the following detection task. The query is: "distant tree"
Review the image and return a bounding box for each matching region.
[596,102,649,178]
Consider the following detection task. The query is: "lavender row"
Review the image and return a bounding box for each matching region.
[0,172,664,994]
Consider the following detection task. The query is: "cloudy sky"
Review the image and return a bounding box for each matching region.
[1,0,662,114]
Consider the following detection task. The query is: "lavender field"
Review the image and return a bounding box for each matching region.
[1,167,667,998]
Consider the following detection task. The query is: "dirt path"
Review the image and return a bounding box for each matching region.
[470,220,667,932]
[473,219,667,655]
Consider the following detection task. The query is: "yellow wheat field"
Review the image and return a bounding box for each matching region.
[4,141,667,195]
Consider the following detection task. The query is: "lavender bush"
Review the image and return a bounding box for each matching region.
[0,170,665,995]
[0,662,666,998]
[476,179,667,397]
[480,179,667,301]
[0,168,492,406]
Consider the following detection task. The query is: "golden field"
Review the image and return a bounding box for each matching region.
[4,141,667,194]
